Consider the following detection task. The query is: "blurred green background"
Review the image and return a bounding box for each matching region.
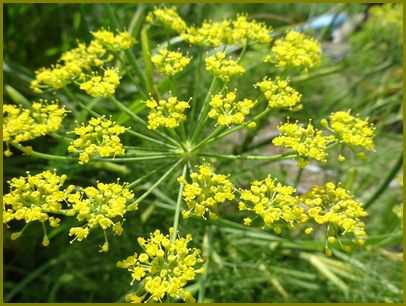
[3,3,403,303]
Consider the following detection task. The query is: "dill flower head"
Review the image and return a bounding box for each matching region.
[31,41,107,93]
[273,121,335,166]
[238,176,307,233]
[151,48,191,76]
[325,111,375,151]
[68,181,134,251]
[265,31,321,71]
[117,229,203,302]
[208,90,256,126]
[3,170,73,245]
[91,30,135,51]
[68,117,126,164]
[178,165,235,219]
[205,52,245,82]
[79,68,121,97]
[145,96,190,130]
[3,102,66,154]
[301,182,368,246]
[255,77,302,110]
[146,7,188,33]
[182,20,232,47]
[231,15,271,44]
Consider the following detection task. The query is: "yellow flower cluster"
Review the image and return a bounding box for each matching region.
[68,117,126,164]
[231,15,271,44]
[182,20,232,47]
[238,176,307,233]
[208,91,256,126]
[265,31,321,71]
[79,68,121,97]
[205,52,245,82]
[324,111,375,151]
[302,182,368,246]
[178,165,235,219]
[273,122,335,166]
[3,102,66,156]
[146,7,188,33]
[31,29,133,94]
[3,171,73,246]
[68,182,134,252]
[91,29,135,51]
[117,229,203,302]
[145,96,190,130]
[151,48,191,76]
[255,77,302,110]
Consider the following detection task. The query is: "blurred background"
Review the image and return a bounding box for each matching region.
[3,3,404,303]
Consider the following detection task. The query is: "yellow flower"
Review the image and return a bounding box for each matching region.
[30,29,129,93]
[301,182,368,246]
[145,96,190,130]
[181,15,271,47]
[182,20,232,47]
[91,30,135,51]
[239,176,307,232]
[151,48,191,76]
[3,102,66,154]
[79,68,121,97]
[265,31,321,71]
[146,7,188,33]
[117,229,203,302]
[327,111,375,151]
[68,117,126,164]
[68,181,134,251]
[255,77,302,110]
[208,90,256,126]
[205,52,245,82]
[3,170,74,244]
[273,121,335,166]
[230,15,271,44]
[179,164,235,219]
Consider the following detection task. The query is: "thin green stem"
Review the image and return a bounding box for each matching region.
[171,164,188,242]
[202,108,270,147]
[198,227,212,302]
[13,144,75,161]
[128,163,172,188]
[294,167,304,188]
[96,155,178,162]
[126,129,177,148]
[193,126,225,152]
[141,25,159,100]
[200,151,296,161]
[127,159,183,210]
[111,96,181,148]
[364,152,403,209]
[191,77,218,142]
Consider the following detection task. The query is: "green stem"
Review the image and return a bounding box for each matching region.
[111,96,181,147]
[203,108,270,147]
[141,25,159,100]
[198,226,212,302]
[96,155,177,162]
[191,77,218,142]
[171,164,187,241]
[294,167,304,188]
[193,126,225,152]
[200,151,296,161]
[364,152,403,209]
[126,129,176,148]
[13,144,74,161]
[127,163,172,188]
[127,159,183,210]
